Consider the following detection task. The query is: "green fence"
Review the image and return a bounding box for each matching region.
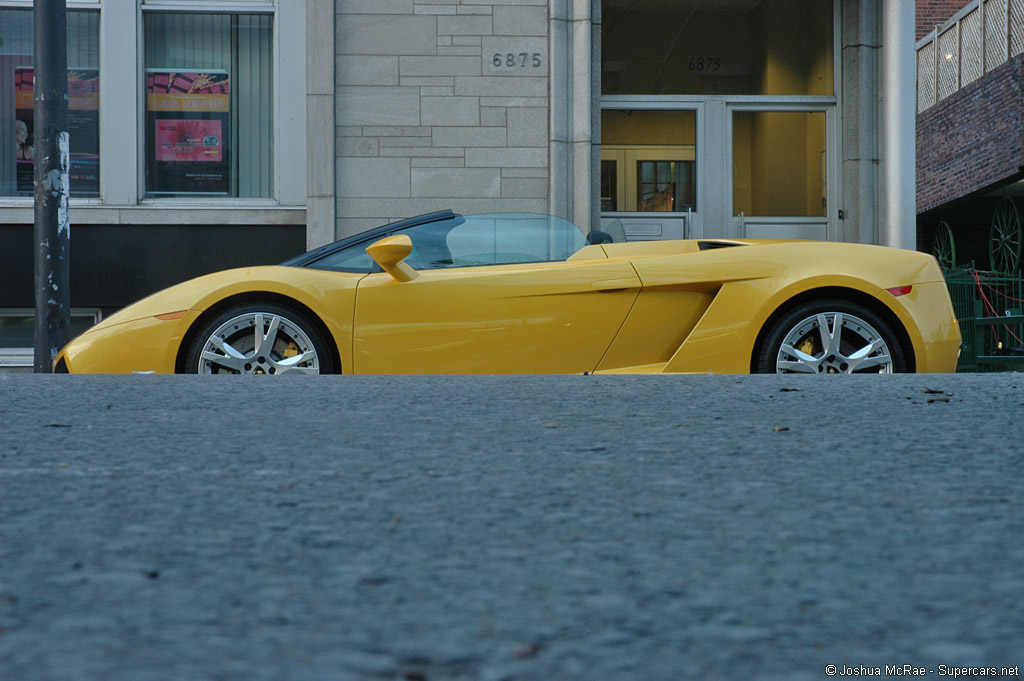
[943,264,1024,372]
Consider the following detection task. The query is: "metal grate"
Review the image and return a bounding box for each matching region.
[960,8,984,85]
[918,42,937,112]
[945,264,1024,372]
[938,27,961,100]
[1013,0,1024,56]
[985,0,1008,71]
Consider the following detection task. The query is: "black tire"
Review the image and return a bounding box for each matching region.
[184,302,336,375]
[756,299,907,374]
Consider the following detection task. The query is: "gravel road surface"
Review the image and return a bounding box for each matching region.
[1,373,1022,681]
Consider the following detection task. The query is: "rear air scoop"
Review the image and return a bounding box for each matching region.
[697,240,748,251]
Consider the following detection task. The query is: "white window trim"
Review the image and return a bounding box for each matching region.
[0,1,99,7]
[141,1,274,12]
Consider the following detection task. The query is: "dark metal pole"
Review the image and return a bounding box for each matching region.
[33,0,71,373]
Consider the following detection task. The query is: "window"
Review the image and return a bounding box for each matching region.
[637,160,694,212]
[0,9,100,198]
[733,111,826,218]
[0,308,101,368]
[429,214,587,268]
[600,160,618,212]
[311,214,589,273]
[601,109,696,213]
[143,12,272,198]
[602,0,833,96]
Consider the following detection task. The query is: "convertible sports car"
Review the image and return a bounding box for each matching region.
[54,210,960,375]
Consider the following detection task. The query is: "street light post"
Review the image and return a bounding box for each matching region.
[33,0,71,372]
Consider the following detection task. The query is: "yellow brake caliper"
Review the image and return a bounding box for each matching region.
[283,341,300,359]
[797,336,816,356]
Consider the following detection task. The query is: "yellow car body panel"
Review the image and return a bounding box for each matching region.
[55,229,961,375]
[353,258,641,374]
[589,240,955,374]
[873,281,960,373]
[59,310,204,375]
[58,266,363,374]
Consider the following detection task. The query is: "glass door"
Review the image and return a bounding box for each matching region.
[599,106,703,241]
[728,106,835,241]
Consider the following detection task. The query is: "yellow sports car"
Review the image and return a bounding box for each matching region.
[55,211,960,375]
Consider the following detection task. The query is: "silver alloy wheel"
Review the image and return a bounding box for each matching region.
[775,311,894,374]
[198,311,320,375]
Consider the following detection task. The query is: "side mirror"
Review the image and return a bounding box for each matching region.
[366,234,418,282]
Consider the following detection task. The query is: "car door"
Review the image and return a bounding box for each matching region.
[352,256,642,374]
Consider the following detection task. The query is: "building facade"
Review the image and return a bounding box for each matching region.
[915,0,1024,272]
[322,0,913,251]
[0,0,915,365]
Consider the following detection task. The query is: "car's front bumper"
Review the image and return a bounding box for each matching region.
[55,311,201,374]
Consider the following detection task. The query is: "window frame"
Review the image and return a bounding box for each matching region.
[0,0,305,219]
[138,3,295,206]
[141,12,273,199]
[725,100,838,241]
[600,145,698,214]
[0,3,102,203]
[0,307,102,367]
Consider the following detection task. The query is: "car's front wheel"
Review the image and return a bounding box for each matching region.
[757,299,906,374]
[185,302,335,375]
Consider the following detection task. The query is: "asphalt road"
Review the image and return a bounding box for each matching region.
[1,373,1023,681]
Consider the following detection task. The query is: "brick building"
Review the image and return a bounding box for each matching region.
[918,0,973,38]
[916,0,1024,271]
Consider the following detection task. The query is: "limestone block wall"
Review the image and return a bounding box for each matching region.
[334,0,552,237]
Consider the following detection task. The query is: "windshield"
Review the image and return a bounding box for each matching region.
[310,212,589,272]
[406,213,587,269]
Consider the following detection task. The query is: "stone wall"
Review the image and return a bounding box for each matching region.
[916,53,1024,213]
[334,0,552,237]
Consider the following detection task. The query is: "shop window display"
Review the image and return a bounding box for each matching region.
[0,9,99,198]
[144,12,272,198]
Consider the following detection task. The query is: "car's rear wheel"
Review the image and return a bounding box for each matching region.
[757,299,906,374]
[185,302,335,375]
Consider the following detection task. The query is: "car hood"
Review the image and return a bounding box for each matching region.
[83,267,278,334]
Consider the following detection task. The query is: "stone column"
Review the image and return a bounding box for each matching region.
[307,0,336,248]
[882,0,916,250]
[841,0,881,245]
[550,0,597,231]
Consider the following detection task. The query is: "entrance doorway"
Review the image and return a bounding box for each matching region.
[600,0,839,241]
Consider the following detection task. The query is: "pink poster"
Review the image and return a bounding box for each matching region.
[154,119,223,162]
